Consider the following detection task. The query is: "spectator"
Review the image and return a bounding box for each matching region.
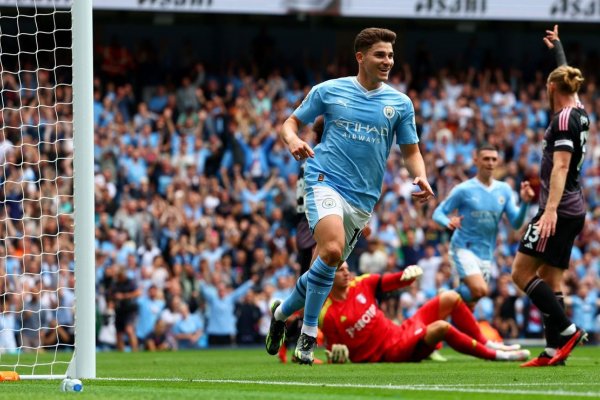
[200,276,258,346]
[110,267,141,352]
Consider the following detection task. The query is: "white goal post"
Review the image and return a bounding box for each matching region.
[0,0,95,379]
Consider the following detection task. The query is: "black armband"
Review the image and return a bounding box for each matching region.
[552,39,567,67]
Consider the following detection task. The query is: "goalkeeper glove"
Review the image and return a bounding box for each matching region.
[325,344,350,364]
[401,265,423,281]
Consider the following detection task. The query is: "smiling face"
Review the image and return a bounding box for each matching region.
[356,41,394,90]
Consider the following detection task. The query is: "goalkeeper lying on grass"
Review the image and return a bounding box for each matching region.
[319,263,530,363]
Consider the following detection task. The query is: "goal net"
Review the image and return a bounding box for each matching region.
[0,0,94,379]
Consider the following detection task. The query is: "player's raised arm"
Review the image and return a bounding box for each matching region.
[543,24,567,67]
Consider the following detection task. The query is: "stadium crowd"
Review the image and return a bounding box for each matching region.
[1,31,599,353]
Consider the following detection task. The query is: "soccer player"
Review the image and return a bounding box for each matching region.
[513,25,589,367]
[319,263,530,363]
[432,144,534,305]
[266,27,435,365]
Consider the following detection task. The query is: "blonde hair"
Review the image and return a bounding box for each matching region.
[548,65,584,94]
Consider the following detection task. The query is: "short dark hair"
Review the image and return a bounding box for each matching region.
[354,27,396,53]
[477,143,498,154]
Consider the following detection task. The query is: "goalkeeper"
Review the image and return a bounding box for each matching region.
[320,263,530,363]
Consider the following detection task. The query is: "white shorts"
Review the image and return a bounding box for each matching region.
[305,185,371,262]
[449,246,492,283]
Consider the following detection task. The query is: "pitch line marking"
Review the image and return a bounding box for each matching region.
[96,377,600,397]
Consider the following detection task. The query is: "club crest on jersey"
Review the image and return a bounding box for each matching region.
[322,198,336,209]
[383,105,396,119]
[356,293,367,304]
[498,196,505,205]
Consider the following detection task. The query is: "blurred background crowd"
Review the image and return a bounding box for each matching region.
[0,15,599,354]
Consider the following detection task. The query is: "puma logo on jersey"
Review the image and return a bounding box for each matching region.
[336,99,349,108]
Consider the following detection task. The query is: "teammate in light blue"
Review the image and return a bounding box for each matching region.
[265,27,434,365]
[433,144,534,306]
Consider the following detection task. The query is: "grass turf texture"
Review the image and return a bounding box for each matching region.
[0,346,598,399]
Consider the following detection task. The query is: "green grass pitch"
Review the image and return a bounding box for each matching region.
[0,346,598,399]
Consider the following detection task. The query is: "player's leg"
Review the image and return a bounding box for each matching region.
[435,291,520,351]
[268,186,344,358]
[534,264,564,360]
[514,213,587,366]
[424,320,529,361]
[538,264,587,365]
[449,247,488,306]
[287,186,345,364]
[293,214,343,364]
[293,191,369,365]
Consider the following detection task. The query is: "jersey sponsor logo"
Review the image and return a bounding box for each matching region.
[356,293,367,304]
[345,303,376,338]
[414,327,423,336]
[469,210,496,221]
[383,105,396,119]
[322,198,336,208]
[333,118,390,137]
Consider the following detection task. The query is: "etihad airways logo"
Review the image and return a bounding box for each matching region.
[333,118,389,144]
[345,303,377,338]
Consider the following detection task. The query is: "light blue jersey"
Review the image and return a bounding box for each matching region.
[294,77,418,212]
[433,178,528,260]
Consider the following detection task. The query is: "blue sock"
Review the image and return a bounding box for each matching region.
[280,271,309,317]
[455,284,473,302]
[303,256,336,329]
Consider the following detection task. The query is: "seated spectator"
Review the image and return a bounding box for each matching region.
[145,319,176,351]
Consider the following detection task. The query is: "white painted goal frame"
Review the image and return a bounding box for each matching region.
[0,0,94,380]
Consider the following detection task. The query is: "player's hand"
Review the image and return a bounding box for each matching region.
[401,265,423,282]
[447,215,463,231]
[287,137,314,161]
[411,177,435,203]
[325,344,350,364]
[543,24,559,49]
[520,181,535,203]
[535,209,557,239]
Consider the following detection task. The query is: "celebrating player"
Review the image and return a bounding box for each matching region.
[433,144,534,305]
[319,263,529,364]
[266,27,434,365]
[512,25,589,367]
